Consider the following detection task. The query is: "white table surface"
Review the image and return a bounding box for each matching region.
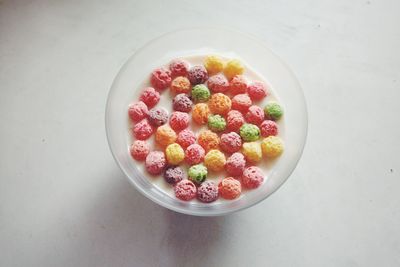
[1,0,399,266]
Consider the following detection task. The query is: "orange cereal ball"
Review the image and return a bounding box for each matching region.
[155,125,177,147]
[204,149,226,172]
[204,55,224,75]
[170,76,191,94]
[241,142,262,163]
[218,177,241,199]
[223,59,244,80]
[165,143,185,165]
[261,136,284,158]
[192,103,210,125]
[198,130,220,152]
[208,93,232,115]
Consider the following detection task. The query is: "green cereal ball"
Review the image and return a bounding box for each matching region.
[188,164,208,184]
[207,114,226,132]
[264,101,283,120]
[191,84,211,102]
[240,123,260,142]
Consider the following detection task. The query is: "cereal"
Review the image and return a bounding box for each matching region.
[247,81,267,101]
[197,181,219,203]
[225,152,246,176]
[260,120,278,137]
[169,59,189,77]
[204,55,224,74]
[220,132,242,153]
[150,68,172,90]
[139,87,160,108]
[170,76,191,94]
[169,111,189,131]
[130,140,150,161]
[164,166,186,184]
[176,129,196,149]
[165,143,185,165]
[242,166,264,189]
[240,123,260,142]
[207,74,229,93]
[231,94,252,113]
[204,149,226,172]
[133,119,154,140]
[242,142,262,163]
[172,93,192,112]
[245,105,265,125]
[192,103,210,125]
[155,125,177,147]
[226,110,245,132]
[223,59,244,80]
[261,136,284,158]
[191,84,211,103]
[185,144,205,165]
[188,164,208,184]
[208,114,226,132]
[148,107,168,126]
[229,75,247,95]
[174,180,197,201]
[218,177,241,200]
[198,130,220,151]
[145,151,167,175]
[208,93,231,115]
[188,65,208,85]
[264,101,283,121]
[128,101,148,122]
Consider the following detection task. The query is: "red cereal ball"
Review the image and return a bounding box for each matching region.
[185,144,205,165]
[139,87,160,108]
[226,152,246,176]
[231,94,252,114]
[169,59,189,77]
[132,119,154,140]
[130,140,150,161]
[170,76,191,94]
[218,177,241,200]
[145,151,167,175]
[174,180,197,201]
[226,110,245,132]
[247,81,268,101]
[197,181,219,203]
[220,132,242,154]
[169,111,189,132]
[150,68,172,90]
[128,101,148,122]
[177,129,196,149]
[207,74,229,93]
[148,107,168,126]
[188,65,208,85]
[260,120,278,137]
[172,93,193,112]
[245,105,265,125]
[229,75,248,95]
[242,166,264,189]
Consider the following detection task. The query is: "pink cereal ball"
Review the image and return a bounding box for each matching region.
[169,111,189,132]
[185,144,205,165]
[229,75,248,95]
[220,132,242,154]
[177,129,196,149]
[139,87,160,108]
[128,101,148,122]
[226,110,245,132]
[245,105,265,125]
[226,152,246,176]
[197,181,219,203]
[242,166,264,189]
[231,94,252,114]
[172,93,193,112]
[174,180,197,201]
[188,65,208,85]
[130,140,150,161]
[169,59,189,77]
[247,81,268,101]
[207,74,229,93]
[260,120,278,137]
[132,119,153,140]
[145,151,167,175]
[150,68,172,90]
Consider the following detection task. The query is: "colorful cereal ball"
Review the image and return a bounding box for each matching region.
[247,81,268,101]
[261,136,284,158]
[240,123,260,142]
[176,129,196,149]
[245,105,265,125]
[133,119,154,140]
[208,93,232,115]
[169,111,189,131]
[198,130,220,152]
[172,93,193,112]
[148,107,168,126]
[188,164,208,184]
[208,114,226,132]
[192,103,210,125]
[155,125,177,147]
[139,87,160,108]
[145,151,167,175]
[170,76,191,94]
[174,180,197,201]
[204,55,224,75]
[185,144,205,165]
[204,149,226,172]
[229,75,247,95]
[242,142,262,163]
[165,143,185,165]
[225,152,246,176]
[207,74,229,93]
[188,65,208,85]
[163,165,186,184]
[231,94,252,113]
[128,101,148,122]
[218,177,241,200]
[130,140,150,161]
[264,101,284,121]
[226,110,245,132]
[191,84,210,103]
[223,59,244,80]
[197,181,219,203]
[220,132,242,153]
[242,166,264,189]
[260,120,278,137]
[169,59,189,77]
[150,68,171,90]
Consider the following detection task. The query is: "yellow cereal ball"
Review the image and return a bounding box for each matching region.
[204,55,224,74]
[261,136,284,158]
[204,149,226,172]
[241,142,262,163]
[223,59,245,80]
[165,143,185,165]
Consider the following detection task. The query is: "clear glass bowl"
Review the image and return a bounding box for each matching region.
[105,28,307,216]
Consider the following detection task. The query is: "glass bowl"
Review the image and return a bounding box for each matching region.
[105,28,307,216]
